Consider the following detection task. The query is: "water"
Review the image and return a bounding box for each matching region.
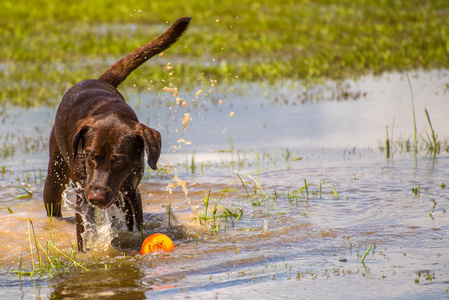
[1,70,449,299]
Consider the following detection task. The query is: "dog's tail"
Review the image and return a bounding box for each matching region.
[99,17,191,88]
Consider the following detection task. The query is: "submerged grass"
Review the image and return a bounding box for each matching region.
[381,74,448,157]
[13,219,88,278]
[423,108,441,156]
[196,168,274,231]
[380,108,449,157]
[1,0,449,106]
[192,159,342,232]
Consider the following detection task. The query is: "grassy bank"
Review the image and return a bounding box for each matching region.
[1,0,448,106]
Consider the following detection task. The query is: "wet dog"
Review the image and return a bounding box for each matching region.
[43,17,190,251]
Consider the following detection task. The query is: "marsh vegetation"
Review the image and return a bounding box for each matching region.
[1,1,449,299]
[1,0,448,106]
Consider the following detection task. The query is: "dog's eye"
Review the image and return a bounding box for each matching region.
[112,157,123,165]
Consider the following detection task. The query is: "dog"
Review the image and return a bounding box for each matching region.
[43,17,190,251]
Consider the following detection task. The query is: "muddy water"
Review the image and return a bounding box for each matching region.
[1,70,449,299]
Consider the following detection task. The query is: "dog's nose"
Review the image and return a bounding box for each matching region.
[87,189,108,206]
[87,187,115,208]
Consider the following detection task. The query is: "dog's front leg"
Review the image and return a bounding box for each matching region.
[43,129,70,217]
[75,195,87,251]
[119,188,143,232]
[130,188,144,232]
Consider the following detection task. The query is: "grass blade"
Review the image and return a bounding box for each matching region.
[405,72,417,152]
[361,239,377,264]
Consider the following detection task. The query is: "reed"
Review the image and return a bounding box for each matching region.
[13,185,34,199]
[424,108,439,156]
[201,189,211,225]
[304,179,310,200]
[405,72,417,152]
[361,239,377,264]
[384,119,395,159]
[379,108,448,157]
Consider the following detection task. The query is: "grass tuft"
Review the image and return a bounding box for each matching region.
[424,108,440,156]
[379,108,448,157]
[13,218,88,278]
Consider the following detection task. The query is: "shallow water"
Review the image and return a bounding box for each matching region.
[1,70,449,299]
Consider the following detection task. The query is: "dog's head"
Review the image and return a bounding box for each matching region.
[72,114,161,208]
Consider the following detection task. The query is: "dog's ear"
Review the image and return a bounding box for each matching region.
[136,124,161,170]
[72,126,89,159]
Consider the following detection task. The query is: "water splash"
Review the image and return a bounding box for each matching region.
[166,173,200,225]
[62,181,127,252]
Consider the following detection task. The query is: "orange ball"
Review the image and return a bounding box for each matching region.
[141,233,175,254]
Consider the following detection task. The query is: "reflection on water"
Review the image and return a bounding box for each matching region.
[1,71,449,299]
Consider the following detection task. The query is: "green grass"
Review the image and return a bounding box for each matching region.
[1,0,448,106]
[361,239,377,264]
[192,162,342,232]
[13,219,88,278]
[381,73,448,157]
[380,108,449,156]
[13,185,33,199]
[424,108,441,156]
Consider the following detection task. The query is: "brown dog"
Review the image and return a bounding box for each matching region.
[43,17,190,251]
